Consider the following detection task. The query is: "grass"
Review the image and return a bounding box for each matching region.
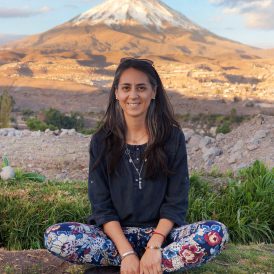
[0,160,273,273]
[0,178,90,250]
[0,161,273,250]
[187,161,274,244]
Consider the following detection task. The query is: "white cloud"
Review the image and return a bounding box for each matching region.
[209,0,274,29]
[0,6,52,18]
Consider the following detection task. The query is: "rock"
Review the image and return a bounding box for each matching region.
[199,136,214,149]
[60,130,68,137]
[205,158,214,167]
[7,131,15,137]
[183,128,195,142]
[31,130,41,137]
[216,133,225,141]
[253,130,269,141]
[203,147,222,161]
[247,143,259,151]
[0,166,15,180]
[209,126,217,136]
[231,140,244,153]
[45,129,54,135]
[197,129,205,135]
[188,134,203,151]
[228,156,237,164]
[68,129,76,135]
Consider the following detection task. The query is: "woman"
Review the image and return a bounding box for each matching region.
[44,58,229,273]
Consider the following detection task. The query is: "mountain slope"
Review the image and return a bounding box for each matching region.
[2,0,268,59]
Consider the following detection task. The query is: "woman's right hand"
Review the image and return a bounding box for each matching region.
[120,254,140,274]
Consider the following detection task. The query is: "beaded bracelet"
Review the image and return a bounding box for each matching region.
[121,250,137,261]
[152,230,166,241]
[145,246,163,251]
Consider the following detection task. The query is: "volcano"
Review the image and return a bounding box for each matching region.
[3,0,265,59]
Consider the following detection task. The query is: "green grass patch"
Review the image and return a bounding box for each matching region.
[0,161,273,250]
[188,161,274,244]
[175,243,274,273]
[0,178,90,250]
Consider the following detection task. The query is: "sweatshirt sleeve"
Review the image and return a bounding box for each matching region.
[159,130,190,226]
[87,135,120,226]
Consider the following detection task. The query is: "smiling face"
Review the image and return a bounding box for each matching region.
[115,67,156,121]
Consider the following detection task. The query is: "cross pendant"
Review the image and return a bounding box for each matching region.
[139,178,142,190]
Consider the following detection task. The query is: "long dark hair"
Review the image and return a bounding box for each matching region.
[92,58,180,179]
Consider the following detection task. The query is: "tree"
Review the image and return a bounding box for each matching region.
[0,89,14,128]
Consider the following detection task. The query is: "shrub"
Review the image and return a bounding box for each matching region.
[43,108,84,131]
[26,118,57,131]
[0,89,15,128]
[216,121,231,134]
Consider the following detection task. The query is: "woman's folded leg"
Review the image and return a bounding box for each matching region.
[161,220,229,273]
[44,222,121,266]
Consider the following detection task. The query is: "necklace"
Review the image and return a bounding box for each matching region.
[125,146,147,190]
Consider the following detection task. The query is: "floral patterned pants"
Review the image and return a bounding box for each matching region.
[44,220,229,273]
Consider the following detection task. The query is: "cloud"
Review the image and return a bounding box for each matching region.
[0,6,51,18]
[209,0,274,29]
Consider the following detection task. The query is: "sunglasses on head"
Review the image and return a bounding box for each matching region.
[119,57,154,66]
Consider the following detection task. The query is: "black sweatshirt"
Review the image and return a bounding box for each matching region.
[87,126,190,228]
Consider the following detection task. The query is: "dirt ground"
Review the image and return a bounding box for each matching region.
[0,248,120,274]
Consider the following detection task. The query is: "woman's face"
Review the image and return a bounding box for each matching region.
[115,68,156,121]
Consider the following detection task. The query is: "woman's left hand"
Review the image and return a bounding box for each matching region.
[140,249,163,274]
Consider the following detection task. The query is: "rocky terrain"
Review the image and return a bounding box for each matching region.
[0,114,273,182]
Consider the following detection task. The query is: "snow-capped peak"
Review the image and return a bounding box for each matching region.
[72,0,202,31]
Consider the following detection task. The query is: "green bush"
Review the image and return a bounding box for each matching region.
[216,121,231,134]
[44,108,84,131]
[0,161,273,250]
[0,89,15,128]
[26,118,57,131]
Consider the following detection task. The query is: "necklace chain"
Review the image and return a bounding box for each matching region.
[125,146,147,190]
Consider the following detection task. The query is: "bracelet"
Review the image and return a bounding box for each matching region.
[121,250,136,261]
[152,230,166,241]
[145,246,163,251]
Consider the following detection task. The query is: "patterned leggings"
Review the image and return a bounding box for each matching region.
[44,220,229,273]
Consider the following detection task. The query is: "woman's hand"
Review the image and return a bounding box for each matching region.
[140,249,163,274]
[120,254,140,274]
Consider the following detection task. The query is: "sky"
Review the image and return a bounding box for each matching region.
[0,0,274,49]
